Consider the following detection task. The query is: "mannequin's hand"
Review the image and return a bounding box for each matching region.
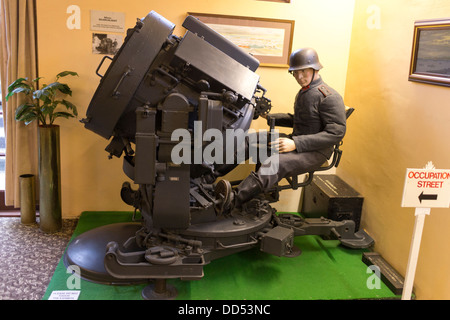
[271,138,296,153]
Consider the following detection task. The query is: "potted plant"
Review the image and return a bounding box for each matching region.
[6,71,78,233]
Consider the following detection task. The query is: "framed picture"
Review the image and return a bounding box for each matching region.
[188,13,295,67]
[409,18,450,87]
[92,33,123,55]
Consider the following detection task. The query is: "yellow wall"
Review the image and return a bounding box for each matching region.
[34,0,450,301]
[35,0,355,216]
[340,0,450,299]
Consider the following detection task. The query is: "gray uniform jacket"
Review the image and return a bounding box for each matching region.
[268,77,346,159]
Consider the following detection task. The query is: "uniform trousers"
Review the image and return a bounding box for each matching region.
[215,132,328,191]
[256,150,327,190]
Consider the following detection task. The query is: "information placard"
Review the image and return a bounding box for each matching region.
[401,164,449,300]
[91,10,125,33]
[48,290,80,300]
[401,168,450,208]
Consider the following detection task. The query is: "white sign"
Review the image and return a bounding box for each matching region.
[401,168,450,208]
[48,290,81,300]
[91,10,125,33]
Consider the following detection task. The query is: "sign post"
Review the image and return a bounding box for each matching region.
[401,163,450,300]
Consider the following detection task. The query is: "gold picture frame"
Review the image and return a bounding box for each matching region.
[409,18,450,87]
[188,13,295,68]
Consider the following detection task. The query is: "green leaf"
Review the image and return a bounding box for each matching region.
[53,111,75,119]
[41,104,55,115]
[56,71,78,80]
[44,82,72,96]
[7,78,28,92]
[60,99,78,116]
[15,103,36,121]
[16,110,38,125]
[33,89,51,104]
[23,114,39,126]
[5,86,32,101]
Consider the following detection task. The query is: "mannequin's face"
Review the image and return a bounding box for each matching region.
[292,68,315,88]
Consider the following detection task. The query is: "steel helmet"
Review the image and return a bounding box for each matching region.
[288,48,323,72]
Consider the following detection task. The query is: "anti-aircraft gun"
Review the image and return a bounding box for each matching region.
[64,11,373,299]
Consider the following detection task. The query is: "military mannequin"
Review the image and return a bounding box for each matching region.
[215,48,347,213]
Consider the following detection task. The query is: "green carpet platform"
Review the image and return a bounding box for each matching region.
[43,211,399,300]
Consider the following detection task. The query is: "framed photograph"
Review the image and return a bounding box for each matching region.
[92,33,123,55]
[409,19,450,87]
[188,13,295,67]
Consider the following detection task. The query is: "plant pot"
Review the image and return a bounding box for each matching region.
[38,125,62,233]
[19,174,36,225]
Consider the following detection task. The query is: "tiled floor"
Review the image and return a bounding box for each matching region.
[0,217,77,300]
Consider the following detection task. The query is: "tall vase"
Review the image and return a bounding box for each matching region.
[38,125,62,233]
[19,174,36,225]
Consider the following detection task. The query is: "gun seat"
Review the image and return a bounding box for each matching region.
[271,106,354,193]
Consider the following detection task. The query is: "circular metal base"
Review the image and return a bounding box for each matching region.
[64,210,274,286]
[141,279,178,300]
[63,222,147,285]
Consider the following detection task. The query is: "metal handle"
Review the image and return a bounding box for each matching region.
[95,55,113,78]
[112,66,133,98]
[216,237,258,249]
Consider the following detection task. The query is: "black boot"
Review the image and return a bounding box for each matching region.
[215,172,263,214]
